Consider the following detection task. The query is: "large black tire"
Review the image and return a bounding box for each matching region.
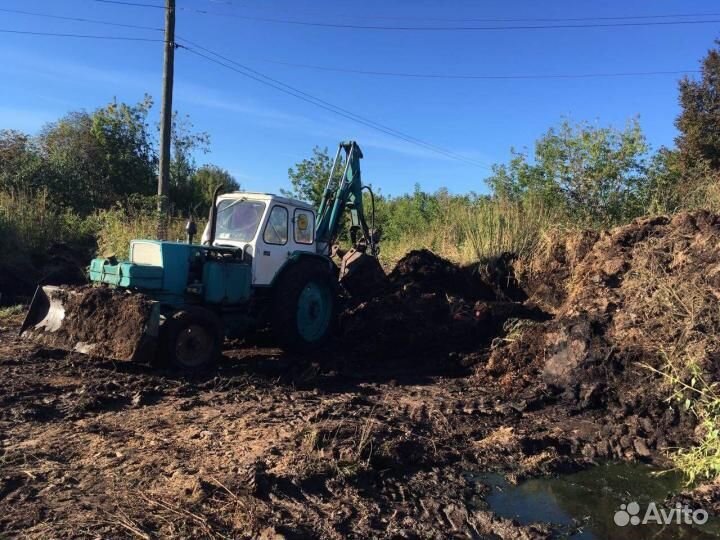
[159,306,224,372]
[271,261,337,353]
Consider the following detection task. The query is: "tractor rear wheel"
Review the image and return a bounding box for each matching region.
[160,306,223,372]
[271,261,337,352]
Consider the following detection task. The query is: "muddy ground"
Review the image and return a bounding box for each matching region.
[2,213,720,538]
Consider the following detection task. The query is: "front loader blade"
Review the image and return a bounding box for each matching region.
[20,285,159,362]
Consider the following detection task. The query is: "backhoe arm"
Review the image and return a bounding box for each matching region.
[315,141,386,298]
[315,141,376,256]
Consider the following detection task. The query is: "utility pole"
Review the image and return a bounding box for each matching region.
[157,0,175,239]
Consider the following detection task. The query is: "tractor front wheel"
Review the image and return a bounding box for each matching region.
[160,306,223,372]
[272,262,337,353]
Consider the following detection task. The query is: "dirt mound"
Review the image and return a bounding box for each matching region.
[340,249,546,360]
[674,480,720,516]
[480,211,720,461]
[22,286,156,361]
[388,249,495,300]
[519,230,600,311]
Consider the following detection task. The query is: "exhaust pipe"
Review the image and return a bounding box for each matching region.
[207,185,223,246]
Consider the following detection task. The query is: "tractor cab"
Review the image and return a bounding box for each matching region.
[201,192,318,286]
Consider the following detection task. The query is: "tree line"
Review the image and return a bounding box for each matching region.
[0,95,238,218]
[2,41,720,246]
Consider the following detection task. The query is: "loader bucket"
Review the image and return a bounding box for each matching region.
[20,285,160,362]
[339,248,388,299]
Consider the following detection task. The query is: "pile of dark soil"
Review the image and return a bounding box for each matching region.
[387,249,496,300]
[339,249,545,360]
[518,230,599,311]
[23,286,156,361]
[674,480,720,516]
[478,211,720,462]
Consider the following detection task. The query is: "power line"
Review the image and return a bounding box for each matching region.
[405,12,720,23]
[192,5,720,24]
[181,43,489,169]
[5,6,699,82]
[86,0,720,31]
[0,7,163,32]
[88,0,720,27]
[177,39,490,169]
[175,9,720,31]
[93,0,165,8]
[256,58,700,80]
[5,6,701,80]
[0,28,165,41]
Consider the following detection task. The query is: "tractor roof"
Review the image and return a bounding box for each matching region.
[219,191,315,212]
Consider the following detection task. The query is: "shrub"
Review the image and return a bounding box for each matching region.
[0,189,94,254]
[461,197,557,263]
[96,204,203,259]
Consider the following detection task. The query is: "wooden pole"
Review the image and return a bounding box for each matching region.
[157,0,175,239]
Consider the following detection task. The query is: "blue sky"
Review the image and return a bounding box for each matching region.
[1,0,718,197]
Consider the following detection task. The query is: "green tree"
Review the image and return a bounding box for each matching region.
[91,96,157,198]
[168,112,210,214]
[192,165,240,216]
[378,184,439,241]
[672,40,720,205]
[0,96,217,215]
[642,148,683,214]
[36,98,158,213]
[487,150,563,205]
[487,119,649,226]
[0,130,59,196]
[676,41,720,171]
[283,146,342,207]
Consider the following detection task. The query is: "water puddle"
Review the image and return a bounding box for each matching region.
[467,462,720,539]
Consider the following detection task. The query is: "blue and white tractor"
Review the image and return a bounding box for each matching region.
[21,141,383,370]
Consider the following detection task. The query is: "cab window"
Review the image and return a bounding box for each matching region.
[294,209,314,245]
[215,199,266,243]
[263,205,288,245]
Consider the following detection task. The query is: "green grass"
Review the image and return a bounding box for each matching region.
[460,197,557,263]
[0,305,24,320]
[644,360,720,484]
[0,189,204,294]
[0,189,94,254]
[96,206,202,259]
[380,196,558,268]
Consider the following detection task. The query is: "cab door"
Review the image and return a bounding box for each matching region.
[254,204,290,285]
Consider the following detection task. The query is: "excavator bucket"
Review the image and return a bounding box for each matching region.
[339,248,388,299]
[20,285,160,362]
